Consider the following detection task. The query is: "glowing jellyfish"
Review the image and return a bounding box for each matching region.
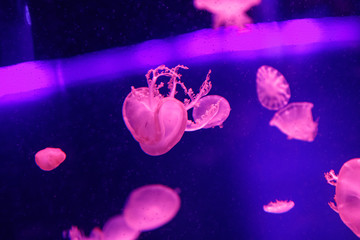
[103,215,140,240]
[325,158,360,238]
[263,200,295,214]
[34,147,66,171]
[269,102,318,142]
[186,95,231,131]
[123,184,181,232]
[194,0,261,29]
[122,65,230,156]
[256,65,291,110]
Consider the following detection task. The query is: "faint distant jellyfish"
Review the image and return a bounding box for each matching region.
[194,0,262,29]
[256,65,291,110]
[34,147,66,171]
[325,158,360,238]
[263,200,295,214]
[103,215,140,240]
[123,184,181,231]
[269,102,318,142]
[122,65,230,156]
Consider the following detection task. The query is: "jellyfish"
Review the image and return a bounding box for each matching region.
[186,95,231,131]
[122,65,230,156]
[102,215,140,240]
[269,102,318,142]
[194,0,261,29]
[325,158,360,238]
[256,65,291,111]
[123,184,181,232]
[263,200,295,214]
[34,147,66,171]
[66,215,140,240]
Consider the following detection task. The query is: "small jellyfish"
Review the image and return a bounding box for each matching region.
[269,102,318,142]
[194,0,262,29]
[122,65,230,156]
[123,184,181,232]
[186,95,231,131]
[34,147,66,171]
[325,158,360,238]
[263,200,295,214]
[103,215,140,240]
[256,65,291,110]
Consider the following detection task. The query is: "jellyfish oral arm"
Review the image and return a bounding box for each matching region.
[325,170,338,186]
[328,200,339,213]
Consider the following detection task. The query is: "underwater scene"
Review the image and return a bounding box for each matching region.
[1,1,360,240]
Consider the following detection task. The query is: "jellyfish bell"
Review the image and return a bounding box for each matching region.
[325,158,360,238]
[269,102,318,142]
[34,147,66,171]
[123,89,187,156]
[263,200,295,214]
[123,184,181,232]
[186,95,231,131]
[256,65,291,111]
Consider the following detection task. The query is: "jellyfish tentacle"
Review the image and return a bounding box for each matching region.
[328,201,339,213]
[185,70,212,110]
[324,170,338,186]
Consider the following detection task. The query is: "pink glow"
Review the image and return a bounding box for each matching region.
[269,102,318,142]
[34,147,66,171]
[188,95,231,131]
[67,215,140,240]
[122,65,230,156]
[194,0,261,29]
[263,200,295,214]
[325,158,360,238]
[256,65,290,110]
[102,215,140,240]
[123,184,181,232]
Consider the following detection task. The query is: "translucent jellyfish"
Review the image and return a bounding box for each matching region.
[123,184,181,232]
[34,147,66,171]
[186,95,231,131]
[122,65,230,156]
[325,158,360,237]
[263,200,295,214]
[67,226,103,240]
[102,215,140,240]
[269,102,318,142]
[256,65,291,110]
[194,0,261,29]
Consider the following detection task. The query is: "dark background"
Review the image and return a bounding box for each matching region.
[1,1,360,240]
[0,0,359,65]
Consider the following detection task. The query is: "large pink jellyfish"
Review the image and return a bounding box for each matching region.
[269,102,318,142]
[34,147,66,171]
[194,0,261,29]
[263,200,295,214]
[122,65,230,156]
[123,184,181,232]
[256,65,291,110]
[325,158,360,238]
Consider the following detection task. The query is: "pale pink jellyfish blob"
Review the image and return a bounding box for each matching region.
[256,65,291,111]
[194,0,262,29]
[122,65,230,156]
[263,200,295,214]
[269,102,318,142]
[34,147,66,171]
[325,158,360,238]
[123,184,181,232]
[102,215,140,240]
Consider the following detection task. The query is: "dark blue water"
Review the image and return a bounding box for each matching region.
[1,45,360,239]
